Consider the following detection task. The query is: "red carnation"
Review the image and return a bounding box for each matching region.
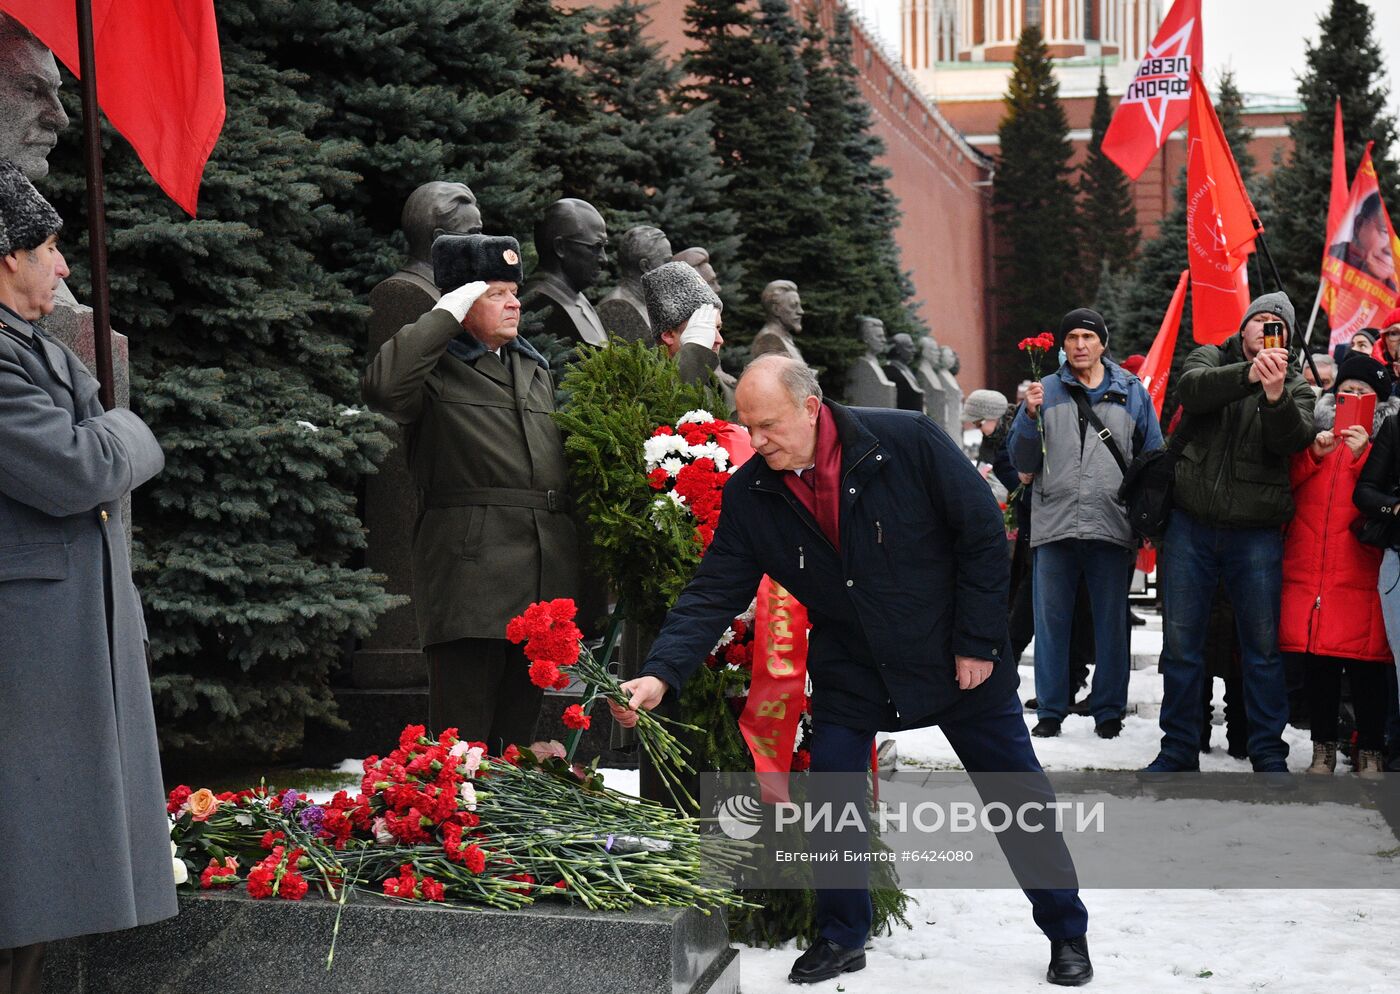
[562,704,591,731]
[166,785,192,814]
[793,749,812,772]
[647,467,670,490]
[279,870,309,901]
[199,857,239,890]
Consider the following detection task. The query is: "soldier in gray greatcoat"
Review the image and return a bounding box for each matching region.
[0,161,175,990]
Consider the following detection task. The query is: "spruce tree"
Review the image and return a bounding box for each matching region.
[1267,0,1400,314]
[581,0,740,277]
[992,26,1082,375]
[42,0,399,760]
[683,0,826,349]
[796,7,925,397]
[256,0,549,295]
[1079,68,1139,294]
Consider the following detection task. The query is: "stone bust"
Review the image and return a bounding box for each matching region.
[597,225,672,343]
[884,333,926,412]
[845,315,896,408]
[519,198,609,347]
[915,336,950,428]
[673,246,721,296]
[396,181,483,286]
[750,280,805,363]
[0,14,68,183]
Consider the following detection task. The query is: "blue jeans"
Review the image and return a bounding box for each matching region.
[1032,539,1135,722]
[1157,510,1290,770]
[810,696,1088,948]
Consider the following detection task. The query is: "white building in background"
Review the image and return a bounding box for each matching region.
[895,0,1164,102]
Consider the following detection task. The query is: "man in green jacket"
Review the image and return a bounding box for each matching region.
[363,234,580,753]
[1142,291,1315,776]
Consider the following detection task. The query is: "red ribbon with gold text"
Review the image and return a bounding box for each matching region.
[741,578,810,803]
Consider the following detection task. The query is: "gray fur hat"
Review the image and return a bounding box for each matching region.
[1239,291,1296,334]
[643,261,721,337]
[431,233,524,291]
[0,159,62,256]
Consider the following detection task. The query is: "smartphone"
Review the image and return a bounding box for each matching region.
[1261,321,1285,350]
[1335,392,1377,434]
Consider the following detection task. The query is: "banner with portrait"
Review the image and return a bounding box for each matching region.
[1322,145,1400,346]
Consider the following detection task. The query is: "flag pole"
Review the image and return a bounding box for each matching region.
[75,0,115,411]
[1301,281,1326,351]
[1252,219,1320,383]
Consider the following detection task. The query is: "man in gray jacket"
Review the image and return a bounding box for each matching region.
[0,161,174,991]
[1008,308,1162,739]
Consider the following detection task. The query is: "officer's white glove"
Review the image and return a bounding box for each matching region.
[679,303,720,350]
[434,281,489,324]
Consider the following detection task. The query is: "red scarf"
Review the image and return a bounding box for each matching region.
[782,405,843,550]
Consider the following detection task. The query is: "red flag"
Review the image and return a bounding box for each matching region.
[1325,99,1348,248]
[1320,144,1400,345]
[1140,271,1189,418]
[1186,71,1257,344]
[1102,0,1203,180]
[0,0,225,216]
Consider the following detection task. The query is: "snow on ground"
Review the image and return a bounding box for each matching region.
[319,612,1400,992]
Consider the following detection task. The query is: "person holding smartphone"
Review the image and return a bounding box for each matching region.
[1280,353,1397,778]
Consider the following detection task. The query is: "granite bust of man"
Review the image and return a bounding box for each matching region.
[884,333,926,413]
[844,315,896,408]
[519,198,609,347]
[370,181,484,349]
[673,246,721,296]
[750,279,805,364]
[0,14,68,183]
[915,336,950,429]
[598,225,672,343]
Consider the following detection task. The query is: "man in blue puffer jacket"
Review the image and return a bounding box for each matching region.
[1008,308,1163,739]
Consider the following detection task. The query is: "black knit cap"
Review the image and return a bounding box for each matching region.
[0,159,63,256]
[431,233,524,291]
[1333,351,1393,397]
[1059,307,1108,346]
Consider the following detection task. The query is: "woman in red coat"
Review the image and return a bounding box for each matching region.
[1281,353,1397,777]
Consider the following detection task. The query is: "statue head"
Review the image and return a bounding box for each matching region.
[616,225,672,286]
[0,15,69,181]
[857,315,887,357]
[918,336,940,364]
[673,246,721,295]
[891,333,916,365]
[402,181,482,266]
[534,198,608,292]
[940,345,960,375]
[760,280,803,335]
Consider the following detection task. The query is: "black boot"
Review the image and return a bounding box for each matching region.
[1047,935,1093,986]
[788,938,866,984]
[1032,718,1062,737]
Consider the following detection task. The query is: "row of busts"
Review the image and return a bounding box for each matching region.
[846,317,964,434]
[371,182,962,430]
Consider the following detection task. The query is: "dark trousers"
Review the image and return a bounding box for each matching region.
[1306,655,1389,751]
[0,944,44,994]
[809,693,1088,948]
[425,637,542,756]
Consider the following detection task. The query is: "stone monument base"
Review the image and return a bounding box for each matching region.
[43,891,738,994]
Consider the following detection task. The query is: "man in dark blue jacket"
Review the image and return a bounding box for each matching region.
[612,355,1092,986]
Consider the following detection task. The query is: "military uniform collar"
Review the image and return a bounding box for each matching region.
[0,300,36,341]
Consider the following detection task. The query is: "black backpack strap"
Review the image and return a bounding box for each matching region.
[1069,387,1129,476]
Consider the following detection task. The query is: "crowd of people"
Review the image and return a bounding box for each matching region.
[963,297,1400,776]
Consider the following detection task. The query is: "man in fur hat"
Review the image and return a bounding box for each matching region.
[0,159,174,991]
[643,260,735,412]
[363,233,580,752]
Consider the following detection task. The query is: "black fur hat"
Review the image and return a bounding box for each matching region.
[431,233,524,291]
[0,159,62,256]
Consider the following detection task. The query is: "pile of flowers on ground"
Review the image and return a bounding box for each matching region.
[169,724,750,920]
[644,410,738,550]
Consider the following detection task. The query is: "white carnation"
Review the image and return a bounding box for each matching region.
[678,409,715,426]
[660,457,685,477]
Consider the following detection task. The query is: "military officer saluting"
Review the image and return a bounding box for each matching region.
[363,233,581,753]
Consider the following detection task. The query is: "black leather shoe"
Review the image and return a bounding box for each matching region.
[1047,935,1093,986]
[1095,718,1122,739]
[1032,718,1062,737]
[788,938,866,984]
[1024,696,1040,711]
